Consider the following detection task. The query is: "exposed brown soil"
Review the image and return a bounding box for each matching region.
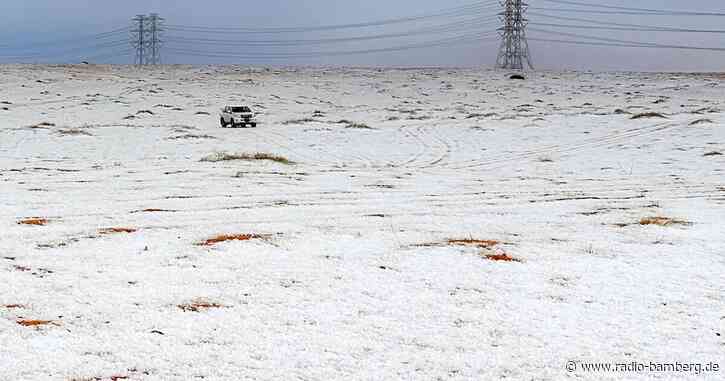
[178,300,224,312]
[447,239,501,249]
[99,227,138,234]
[639,216,691,226]
[197,234,267,246]
[484,253,522,262]
[17,319,56,327]
[18,217,49,226]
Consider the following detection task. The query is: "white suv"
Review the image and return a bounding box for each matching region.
[220,106,257,128]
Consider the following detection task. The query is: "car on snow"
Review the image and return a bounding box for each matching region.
[220,105,257,128]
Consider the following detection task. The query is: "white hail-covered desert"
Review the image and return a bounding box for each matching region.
[0,64,723,380]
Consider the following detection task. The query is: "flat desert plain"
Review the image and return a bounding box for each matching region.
[1,65,724,380]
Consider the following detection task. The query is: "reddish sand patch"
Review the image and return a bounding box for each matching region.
[178,300,224,312]
[17,319,56,327]
[197,234,266,246]
[484,253,522,263]
[17,218,49,226]
[99,227,138,234]
[447,239,500,249]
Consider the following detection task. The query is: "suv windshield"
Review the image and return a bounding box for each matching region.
[231,106,251,113]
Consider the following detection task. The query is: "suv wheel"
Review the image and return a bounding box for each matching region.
[220,118,227,128]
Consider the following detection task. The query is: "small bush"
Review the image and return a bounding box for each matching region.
[201,152,292,165]
[57,128,92,136]
[639,217,690,226]
[178,299,224,312]
[345,122,373,129]
[282,118,315,125]
[689,119,713,126]
[631,112,667,120]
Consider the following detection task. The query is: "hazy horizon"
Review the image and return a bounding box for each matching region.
[1,0,724,71]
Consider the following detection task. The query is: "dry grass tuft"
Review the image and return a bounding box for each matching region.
[447,239,500,249]
[18,217,49,226]
[344,122,374,129]
[57,128,92,136]
[483,253,522,262]
[282,118,315,125]
[201,151,292,165]
[631,112,667,120]
[17,319,56,327]
[178,299,224,312]
[132,208,175,213]
[29,122,56,129]
[639,216,691,226]
[3,304,25,309]
[197,233,267,246]
[418,237,521,262]
[99,227,138,234]
[689,118,713,126]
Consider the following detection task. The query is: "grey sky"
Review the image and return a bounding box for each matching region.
[1,0,724,71]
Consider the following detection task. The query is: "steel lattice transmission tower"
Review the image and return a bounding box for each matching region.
[131,15,146,65]
[130,14,163,66]
[147,13,164,65]
[495,0,534,71]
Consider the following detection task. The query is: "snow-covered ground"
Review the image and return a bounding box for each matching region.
[1,65,723,380]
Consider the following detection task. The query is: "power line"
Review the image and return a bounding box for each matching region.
[0,40,129,59]
[530,8,725,16]
[0,27,130,50]
[529,22,725,34]
[165,16,500,47]
[529,37,725,52]
[537,0,725,17]
[529,12,725,33]
[165,30,499,59]
[166,1,501,33]
[529,28,725,52]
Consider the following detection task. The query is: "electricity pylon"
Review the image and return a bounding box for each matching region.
[496,0,534,71]
[131,15,146,66]
[131,14,163,66]
[147,13,164,65]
